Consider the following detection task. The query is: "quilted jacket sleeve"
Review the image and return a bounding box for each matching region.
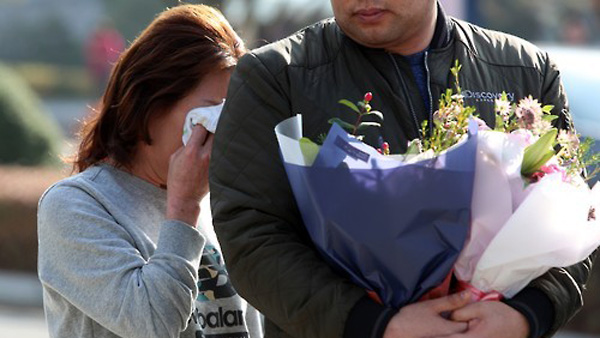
[209,52,369,338]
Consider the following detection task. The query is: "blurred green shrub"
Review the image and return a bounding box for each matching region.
[13,62,93,98]
[0,63,63,165]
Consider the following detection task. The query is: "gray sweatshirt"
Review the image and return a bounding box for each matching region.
[38,164,263,338]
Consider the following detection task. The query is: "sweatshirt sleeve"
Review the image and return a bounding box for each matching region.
[37,183,205,338]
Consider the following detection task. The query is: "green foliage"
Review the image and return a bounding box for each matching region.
[299,137,320,165]
[575,137,600,182]
[420,61,475,154]
[332,94,383,138]
[521,129,558,176]
[328,117,356,133]
[13,63,93,98]
[338,99,360,113]
[0,64,63,166]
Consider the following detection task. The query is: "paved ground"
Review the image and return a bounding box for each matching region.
[0,305,48,338]
[0,271,47,337]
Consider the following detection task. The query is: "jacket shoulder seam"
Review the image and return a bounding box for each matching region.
[452,19,545,77]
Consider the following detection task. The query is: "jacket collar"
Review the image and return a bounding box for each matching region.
[430,1,453,50]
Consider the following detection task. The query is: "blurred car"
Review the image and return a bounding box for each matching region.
[542,45,600,185]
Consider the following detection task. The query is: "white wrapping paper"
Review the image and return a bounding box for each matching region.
[455,130,600,298]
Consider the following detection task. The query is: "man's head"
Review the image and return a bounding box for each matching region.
[331,0,438,55]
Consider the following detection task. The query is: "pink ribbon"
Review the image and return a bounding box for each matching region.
[457,280,503,301]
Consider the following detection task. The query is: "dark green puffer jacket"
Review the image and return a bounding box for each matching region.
[210,5,596,338]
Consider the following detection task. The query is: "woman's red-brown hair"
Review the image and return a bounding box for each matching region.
[73,4,246,172]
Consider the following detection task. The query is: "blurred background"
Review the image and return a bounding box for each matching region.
[0,0,598,337]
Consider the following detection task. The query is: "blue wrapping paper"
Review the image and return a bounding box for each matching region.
[277,119,478,308]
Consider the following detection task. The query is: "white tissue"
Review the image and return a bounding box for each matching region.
[181,101,224,145]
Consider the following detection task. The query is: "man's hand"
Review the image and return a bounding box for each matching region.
[441,301,529,338]
[166,125,213,226]
[383,292,472,338]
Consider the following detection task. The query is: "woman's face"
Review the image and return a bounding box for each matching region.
[135,69,231,187]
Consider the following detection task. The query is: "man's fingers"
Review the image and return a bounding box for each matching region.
[438,320,469,336]
[450,303,481,322]
[439,319,480,338]
[441,333,471,338]
[432,291,472,313]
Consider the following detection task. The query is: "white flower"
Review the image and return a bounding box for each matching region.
[434,102,462,124]
[515,96,544,133]
[532,119,553,136]
[557,129,581,161]
[557,129,580,148]
[495,98,512,119]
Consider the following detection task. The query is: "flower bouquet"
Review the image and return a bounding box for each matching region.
[274,61,600,308]
[450,90,600,300]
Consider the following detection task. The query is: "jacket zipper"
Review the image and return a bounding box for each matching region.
[388,54,421,138]
[424,51,434,131]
